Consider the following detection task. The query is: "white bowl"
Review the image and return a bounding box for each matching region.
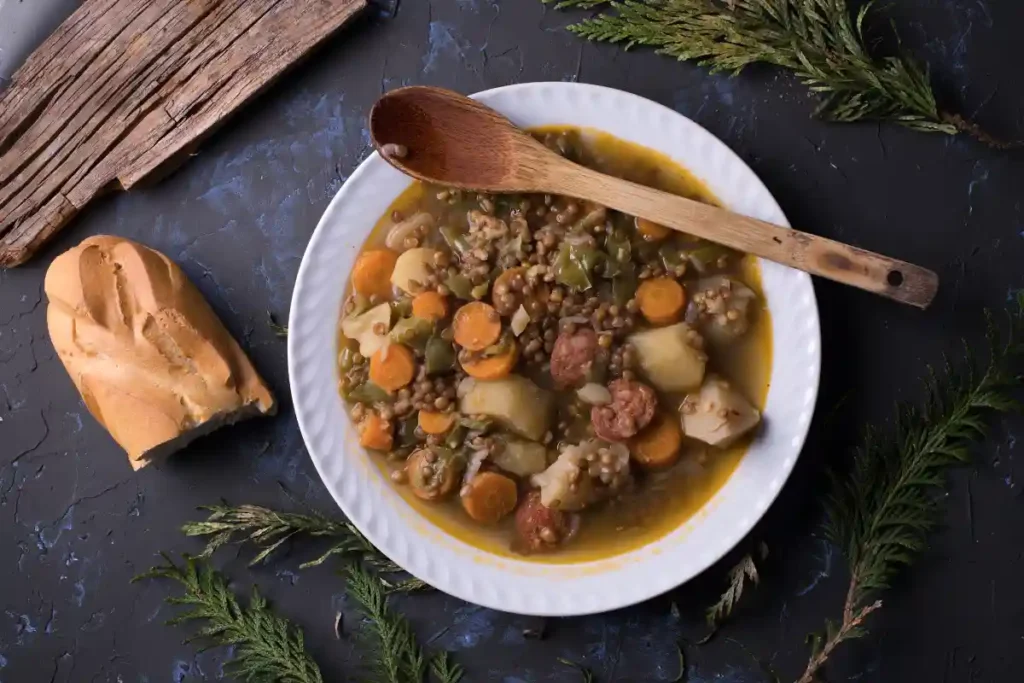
[289,82,820,616]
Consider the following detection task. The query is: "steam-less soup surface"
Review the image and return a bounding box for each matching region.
[337,127,772,563]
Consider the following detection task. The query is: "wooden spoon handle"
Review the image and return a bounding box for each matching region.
[546,164,938,309]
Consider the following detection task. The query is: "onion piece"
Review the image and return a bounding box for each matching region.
[684,300,700,325]
[457,377,477,399]
[385,212,434,251]
[461,449,490,491]
[577,383,612,406]
[511,305,531,336]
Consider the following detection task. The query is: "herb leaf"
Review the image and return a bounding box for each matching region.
[546,0,1012,147]
[133,554,323,683]
[183,504,427,593]
[268,310,289,337]
[557,658,595,683]
[798,293,1024,682]
[345,563,429,683]
[704,546,765,629]
[430,651,465,683]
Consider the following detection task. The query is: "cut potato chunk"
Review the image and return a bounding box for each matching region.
[694,276,758,345]
[531,440,629,510]
[391,247,438,294]
[458,375,553,441]
[681,376,761,448]
[493,439,549,477]
[341,303,392,357]
[628,322,706,393]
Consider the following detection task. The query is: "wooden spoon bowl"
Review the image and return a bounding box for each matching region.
[370,86,938,309]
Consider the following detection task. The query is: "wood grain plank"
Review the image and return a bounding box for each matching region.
[121,0,366,186]
[0,0,366,267]
[0,0,205,219]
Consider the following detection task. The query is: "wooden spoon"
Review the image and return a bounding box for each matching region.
[369,86,938,309]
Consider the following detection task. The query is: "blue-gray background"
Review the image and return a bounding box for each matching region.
[1,1,1023,681]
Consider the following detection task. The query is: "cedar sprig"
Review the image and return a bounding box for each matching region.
[267,311,289,337]
[346,563,463,683]
[183,504,427,592]
[547,0,1013,147]
[429,652,466,683]
[798,291,1024,682]
[557,658,596,683]
[705,542,768,629]
[133,554,323,683]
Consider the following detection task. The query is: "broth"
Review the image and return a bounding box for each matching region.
[337,126,772,563]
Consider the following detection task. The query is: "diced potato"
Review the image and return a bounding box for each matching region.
[681,376,761,448]
[493,439,549,477]
[531,445,594,510]
[391,247,438,294]
[458,375,553,441]
[530,440,629,510]
[341,303,392,357]
[695,276,758,345]
[628,322,706,393]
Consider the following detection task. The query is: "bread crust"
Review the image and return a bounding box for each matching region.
[45,235,276,469]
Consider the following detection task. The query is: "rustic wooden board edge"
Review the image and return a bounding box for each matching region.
[0,0,368,268]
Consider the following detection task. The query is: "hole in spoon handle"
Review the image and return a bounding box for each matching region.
[814,246,938,309]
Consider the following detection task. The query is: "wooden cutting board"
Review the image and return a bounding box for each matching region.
[0,0,366,267]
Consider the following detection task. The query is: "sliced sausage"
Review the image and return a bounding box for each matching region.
[591,378,657,442]
[550,327,599,388]
[513,491,579,554]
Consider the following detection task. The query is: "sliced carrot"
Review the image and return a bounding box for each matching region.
[369,343,416,392]
[461,471,518,523]
[452,301,502,351]
[636,277,686,325]
[352,249,399,298]
[359,412,393,451]
[418,410,456,435]
[629,412,682,470]
[460,343,519,380]
[635,217,671,242]
[412,291,448,321]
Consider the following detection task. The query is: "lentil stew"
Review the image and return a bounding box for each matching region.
[337,127,772,563]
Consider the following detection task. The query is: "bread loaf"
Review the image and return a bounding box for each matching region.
[45,235,276,469]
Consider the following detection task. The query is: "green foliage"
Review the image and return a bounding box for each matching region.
[183,504,428,592]
[799,292,1024,682]
[546,0,967,135]
[345,564,461,683]
[704,542,768,630]
[827,294,1024,614]
[557,658,596,683]
[268,311,289,337]
[134,555,323,683]
[429,652,465,683]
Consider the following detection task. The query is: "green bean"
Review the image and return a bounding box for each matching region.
[554,243,599,291]
[605,229,632,264]
[445,273,474,300]
[390,316,433,349]
[440,225,471,256]
[424,336,456,376]
[396,414,420,448]
[685,242,733,272]
[612,270,638,307]
[338,345,358,372]
[347,381,390,403]
[445,425,467,450]
[390,297,413,319]
[659,243,687,271]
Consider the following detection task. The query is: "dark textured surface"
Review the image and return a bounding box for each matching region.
[2,1,1023,681]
